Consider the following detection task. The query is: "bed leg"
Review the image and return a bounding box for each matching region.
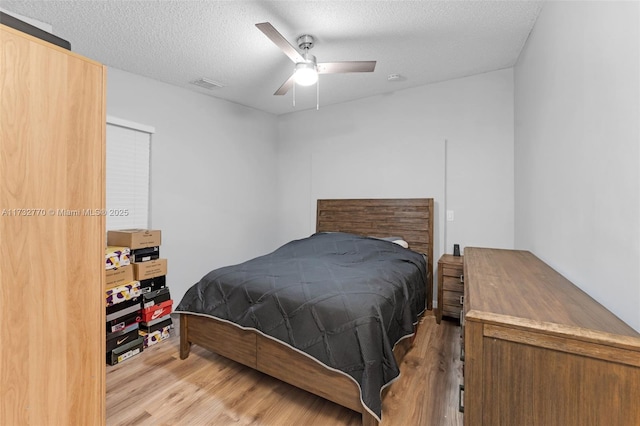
[427,274,433,311]
[179,314,191,359]
[362,410,379,426]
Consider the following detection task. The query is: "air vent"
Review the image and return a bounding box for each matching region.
[387,73,406,82]
[190,78,224,90]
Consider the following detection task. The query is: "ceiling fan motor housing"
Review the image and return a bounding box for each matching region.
[297,34,314,51]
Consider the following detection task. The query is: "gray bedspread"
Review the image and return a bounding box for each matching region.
[175,232,427,419]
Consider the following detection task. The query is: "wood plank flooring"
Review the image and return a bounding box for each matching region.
[106,313,463,426]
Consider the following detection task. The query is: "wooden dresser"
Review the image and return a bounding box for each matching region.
[436,254,464,324]
[463,248,640,426]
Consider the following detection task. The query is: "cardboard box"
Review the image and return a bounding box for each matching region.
[131,246,160,263]
[106,323,140,353]
[139,317,173,334]
[106,301,141,322]
[106,296,140,317]
[131,252,160,263]
[141,299,172,323]
[105,264,134,289]
[105,246,130,270]
[131,246,159,256]
[141,314,173,328]
[107,229,161,250]
[107,337,143,366]
[140,325,171,349]
[138,276,166,294]
[141,287,171,309]
[105,281,141,307]
[106,309,142,333]
[133,259,167,281]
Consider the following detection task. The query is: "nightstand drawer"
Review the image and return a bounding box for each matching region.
[442,265,464,278]
[443,290,463,306]
[443,303,461,318]
[443,276,464,292]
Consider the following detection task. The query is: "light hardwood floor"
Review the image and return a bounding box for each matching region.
[106,313,463,426]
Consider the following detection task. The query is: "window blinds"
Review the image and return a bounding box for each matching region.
[106,121,152,231]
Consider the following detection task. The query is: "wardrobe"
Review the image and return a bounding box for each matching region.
[0,23,106,425]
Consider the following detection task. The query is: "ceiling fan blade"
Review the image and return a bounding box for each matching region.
[256,22,304,63]
[274,74,295,95]
[317,61,377,74]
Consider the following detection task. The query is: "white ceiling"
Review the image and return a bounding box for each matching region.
[2,1,543,115]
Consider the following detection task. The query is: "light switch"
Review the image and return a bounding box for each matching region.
[447,210,454,221]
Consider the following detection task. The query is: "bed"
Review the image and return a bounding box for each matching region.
[176,198,434,426]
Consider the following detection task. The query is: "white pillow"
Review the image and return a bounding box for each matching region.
[392,239,409,249]
[371,236,409,249]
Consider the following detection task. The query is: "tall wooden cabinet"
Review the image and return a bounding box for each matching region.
[0,24,106,425]
[463,248,640,425]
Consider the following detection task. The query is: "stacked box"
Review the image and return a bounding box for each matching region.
[107,229,161,250]
[130,246,160,263]
[106,297,142,333]
[139,295,172,348]
[108,229,172,349]
[105,244,142,365]
[105,246,130,270]
[106,323,139,352]
[106,264,134,289]
[105,295,143,362]
[107,337,144,366]
[106,281,141,307]
[141,287,170,309]
[138,276,166,294]
[140,299,172,323]
[132,259,167,281]
[139,321,171,349]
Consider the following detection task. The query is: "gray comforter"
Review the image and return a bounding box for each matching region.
[175,232,427,419]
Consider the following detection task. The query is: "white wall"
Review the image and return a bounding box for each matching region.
[106,68,514,309]
[514,1,640,331]
[107,68,279,305]
[276,69,515,302]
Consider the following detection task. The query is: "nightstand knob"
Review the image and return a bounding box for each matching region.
[460,295,464,305]
[460,274,464,283]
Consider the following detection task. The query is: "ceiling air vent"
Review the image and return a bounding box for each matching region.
[190,77,224,90]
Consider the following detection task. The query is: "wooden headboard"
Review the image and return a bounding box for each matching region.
[316,198,434,310]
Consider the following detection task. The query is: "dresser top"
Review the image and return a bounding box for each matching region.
[464,247,640,339]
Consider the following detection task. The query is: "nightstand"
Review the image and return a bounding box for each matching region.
[436,254,464,324]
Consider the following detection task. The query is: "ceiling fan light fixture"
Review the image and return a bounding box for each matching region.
[256,22,376,98]
[294,62,318,86]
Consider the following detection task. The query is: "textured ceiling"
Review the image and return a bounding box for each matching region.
[2,1,543,115]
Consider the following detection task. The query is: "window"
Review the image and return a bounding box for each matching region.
[106,116,154,231]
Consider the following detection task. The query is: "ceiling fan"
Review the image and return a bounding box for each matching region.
[256,22,376,96]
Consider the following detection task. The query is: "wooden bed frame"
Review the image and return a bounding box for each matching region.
[180,198,434,426]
